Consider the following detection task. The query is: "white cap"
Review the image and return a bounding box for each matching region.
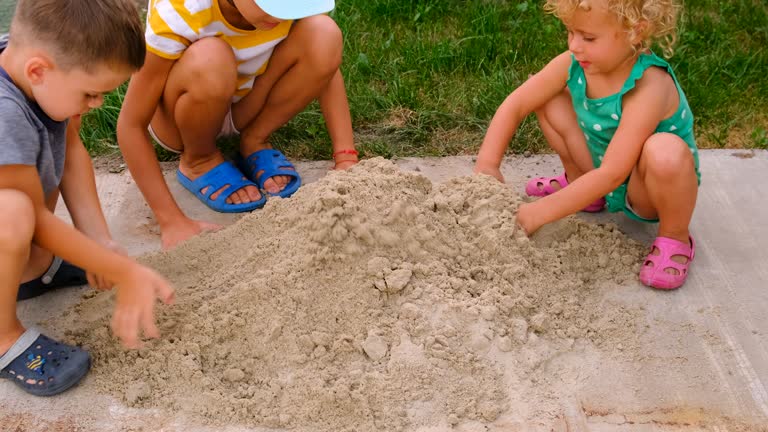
[254,0,335,20]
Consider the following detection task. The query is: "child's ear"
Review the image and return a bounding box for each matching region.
[631,20,650,46]
[24,56,53,85]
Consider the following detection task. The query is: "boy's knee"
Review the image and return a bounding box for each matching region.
[642,133,694,178]
[296,15,343,73]
[0,190,35,253]
[181,38,238,100]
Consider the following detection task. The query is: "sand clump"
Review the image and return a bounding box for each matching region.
[56,158,645,431]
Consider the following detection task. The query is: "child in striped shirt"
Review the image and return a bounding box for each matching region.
[117,0,358,249]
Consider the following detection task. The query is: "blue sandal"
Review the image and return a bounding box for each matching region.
[0,329,90,396]
[237,149,302,198]
[176,161,266,213]
[18,257,87,301]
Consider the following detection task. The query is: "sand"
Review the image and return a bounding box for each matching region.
[51,158,651,431]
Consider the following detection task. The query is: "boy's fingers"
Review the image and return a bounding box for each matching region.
[87,273,98,290]
[156,281,175,305]
[112,308,140,349]
[89,273,109,291]
[514,222,530,238]
[97,275,112,291]
[141,303,160,339]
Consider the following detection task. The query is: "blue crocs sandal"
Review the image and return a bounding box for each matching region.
[237,149,302,198]
[177,161,266,213]
[0,328,91,396]
[18,256,87,301]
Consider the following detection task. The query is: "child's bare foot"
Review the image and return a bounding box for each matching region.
[179,152,263,205]
[247,146,293,194]
[238,146,301,198]
[257,166,295,195]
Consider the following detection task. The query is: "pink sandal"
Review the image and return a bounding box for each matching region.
[525,173,605,213]
[639,236,695,290]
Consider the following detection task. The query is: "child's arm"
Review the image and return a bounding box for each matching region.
[60,118,109,241]
[0,164,174,348]
[517,68,677,234]
[59,118,124,289]
[474,52,573,182]
[319,69,357,169]
[117,53,218,250]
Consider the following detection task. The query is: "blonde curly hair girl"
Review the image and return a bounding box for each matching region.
[475,0,701,291]
[545,0,681,57]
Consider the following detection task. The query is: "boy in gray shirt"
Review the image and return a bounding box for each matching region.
[0,0,174,396]
[0,34,78,300]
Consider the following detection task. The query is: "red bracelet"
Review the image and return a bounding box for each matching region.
[333,149,359,159]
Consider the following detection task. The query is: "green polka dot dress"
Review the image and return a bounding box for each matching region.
[567,52,701,214]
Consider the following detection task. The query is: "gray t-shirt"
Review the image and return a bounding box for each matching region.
[0,36,68,196]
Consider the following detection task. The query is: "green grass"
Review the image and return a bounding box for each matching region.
[81,0,768,158]
[80,83,127,153]
[0,0,13,34]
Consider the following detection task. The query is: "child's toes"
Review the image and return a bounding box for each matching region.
[231,189,248,204]
[246,186,263,202]
[276,175,291,189]
[262,178,281,194]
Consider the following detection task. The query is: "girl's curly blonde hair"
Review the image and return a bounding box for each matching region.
[544,0,681,57]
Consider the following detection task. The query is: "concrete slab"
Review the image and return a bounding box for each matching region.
[3,150,768,431]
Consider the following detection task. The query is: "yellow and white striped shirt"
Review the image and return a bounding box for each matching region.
[146,0,293,101]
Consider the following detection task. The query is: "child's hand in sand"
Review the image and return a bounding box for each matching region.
[161,217,221,250]
[516,202,544,236]
[473,163,505,183]
[111,264,175,349]
[87,238,129,291]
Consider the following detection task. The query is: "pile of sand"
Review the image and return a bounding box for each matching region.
[56,158,645,431]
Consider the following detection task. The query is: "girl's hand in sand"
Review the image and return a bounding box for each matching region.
[87,239,128,291]
[516,202,544,236]
[111,264,175,349]
[473,163,505,183]
[161,217,221,250]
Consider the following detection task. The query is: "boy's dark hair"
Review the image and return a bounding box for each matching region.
[10,0,145,71]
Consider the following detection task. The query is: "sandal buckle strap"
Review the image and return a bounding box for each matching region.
[41,256,63,285]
